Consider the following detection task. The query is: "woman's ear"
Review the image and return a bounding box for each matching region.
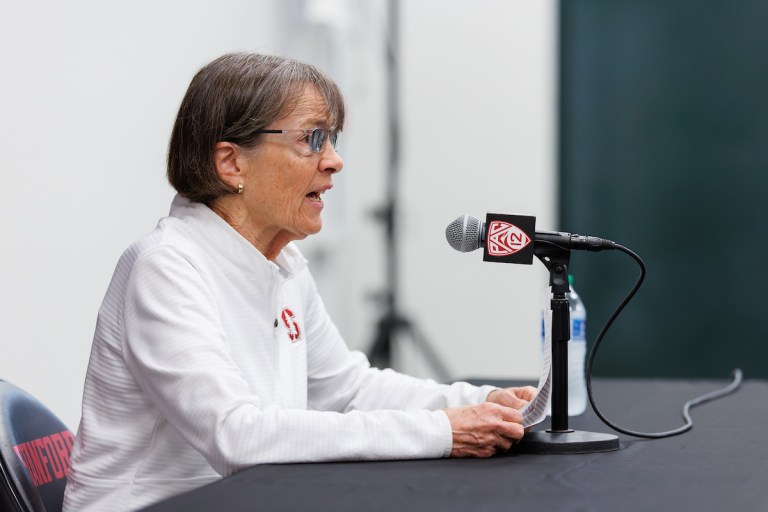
[214,142,244,189]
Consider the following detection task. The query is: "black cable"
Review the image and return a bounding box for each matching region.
[585,243,743,438]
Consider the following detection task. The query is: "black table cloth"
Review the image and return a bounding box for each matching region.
[142,377,767,512]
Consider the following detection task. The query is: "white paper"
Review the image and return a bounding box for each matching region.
[520,308,552,428]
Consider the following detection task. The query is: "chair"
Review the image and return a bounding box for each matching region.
[0,380,74,512]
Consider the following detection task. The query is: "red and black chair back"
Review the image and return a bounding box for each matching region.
[0,380,74,512]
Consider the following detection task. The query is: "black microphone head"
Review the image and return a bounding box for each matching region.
[445,214,483,252]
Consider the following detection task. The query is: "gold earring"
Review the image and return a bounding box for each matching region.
[237,183,244,194]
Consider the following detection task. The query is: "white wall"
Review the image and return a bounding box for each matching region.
[393,0,557,379]
[0,0,556,430]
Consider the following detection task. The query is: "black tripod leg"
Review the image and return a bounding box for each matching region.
[400,321,452,383]
[367,315,395,369]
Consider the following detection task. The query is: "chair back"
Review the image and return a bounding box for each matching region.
[0,380,74,512]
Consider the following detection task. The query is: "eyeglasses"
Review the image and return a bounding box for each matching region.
[253,128,340,155]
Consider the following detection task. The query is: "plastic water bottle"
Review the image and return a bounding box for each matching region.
[566,275,588,416]
[540,274,588,416]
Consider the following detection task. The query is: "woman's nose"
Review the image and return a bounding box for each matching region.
[320,145,343,174]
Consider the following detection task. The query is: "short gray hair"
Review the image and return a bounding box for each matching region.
[167,52,346,203]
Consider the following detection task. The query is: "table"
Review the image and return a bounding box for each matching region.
[142,377,768,512]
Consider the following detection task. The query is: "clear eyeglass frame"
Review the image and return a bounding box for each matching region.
[254,128,340,155]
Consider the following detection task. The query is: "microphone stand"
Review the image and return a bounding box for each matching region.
[518,244,619,453]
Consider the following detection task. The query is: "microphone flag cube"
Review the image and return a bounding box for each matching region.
[483,213,536,264]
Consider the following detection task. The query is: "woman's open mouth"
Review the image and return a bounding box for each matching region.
[305,191,323,204]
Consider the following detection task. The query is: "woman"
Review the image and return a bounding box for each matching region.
[63,52,534,511]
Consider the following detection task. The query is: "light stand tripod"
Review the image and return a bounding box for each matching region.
[365,0,451,382]
[519,242,619,453]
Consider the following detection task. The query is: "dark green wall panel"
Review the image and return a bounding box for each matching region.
[560,0,768,378]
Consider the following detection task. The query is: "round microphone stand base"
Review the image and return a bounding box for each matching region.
[518,430,620,454]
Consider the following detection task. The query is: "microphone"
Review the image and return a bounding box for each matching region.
[445,214,616,255]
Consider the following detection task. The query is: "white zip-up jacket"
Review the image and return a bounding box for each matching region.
[63,196,496,511]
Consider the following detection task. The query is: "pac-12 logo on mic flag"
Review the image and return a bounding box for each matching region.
[483,213,536,264]
[487,221,531,256]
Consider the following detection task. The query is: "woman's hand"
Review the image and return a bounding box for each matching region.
[485,386,538,409]
[443,402,525,457]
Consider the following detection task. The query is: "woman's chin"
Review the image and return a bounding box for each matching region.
[296,217,323,238]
